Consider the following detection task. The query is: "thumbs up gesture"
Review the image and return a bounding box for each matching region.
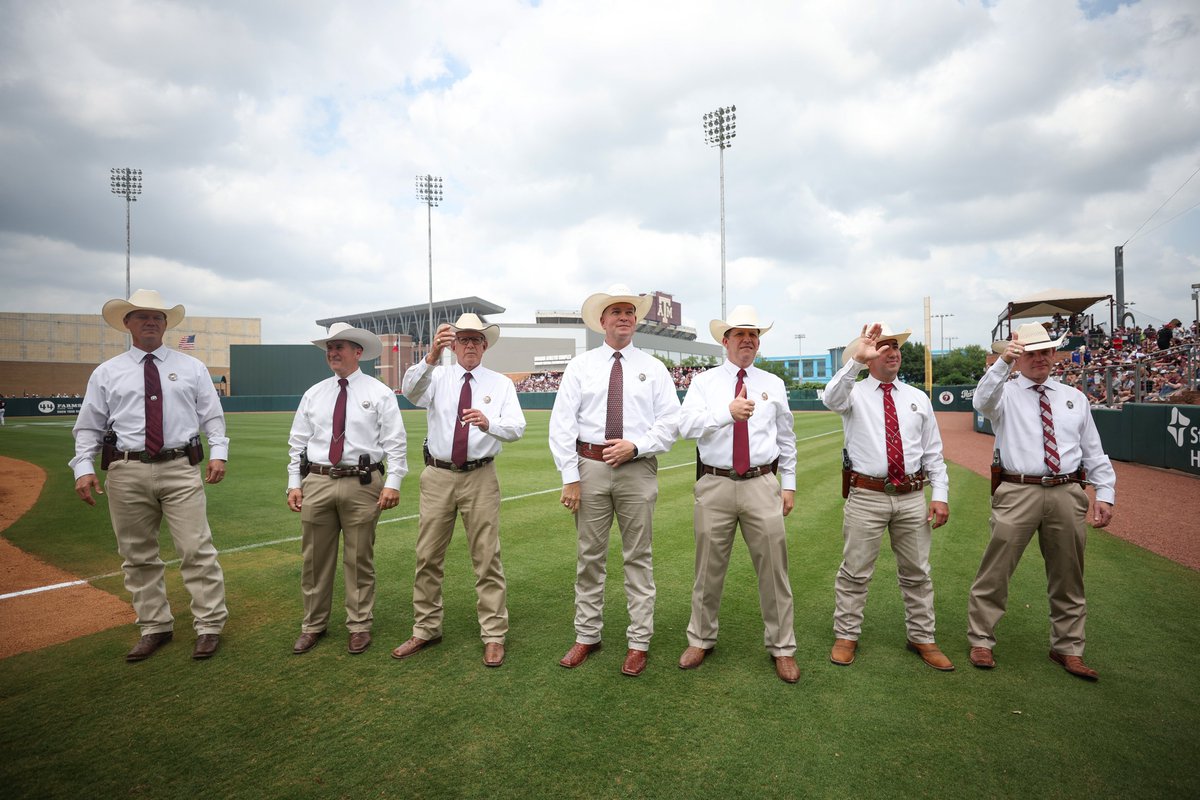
[730,383,756,421]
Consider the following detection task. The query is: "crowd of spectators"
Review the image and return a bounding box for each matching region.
[513,364,713,393]
[1049,319,1200,407]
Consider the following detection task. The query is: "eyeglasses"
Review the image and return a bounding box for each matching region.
[456,336,485,346]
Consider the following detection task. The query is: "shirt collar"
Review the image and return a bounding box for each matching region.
[127,344,171,362]
[1015,373,1055,391]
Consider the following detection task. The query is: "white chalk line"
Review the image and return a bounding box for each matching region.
[0,426,842,601]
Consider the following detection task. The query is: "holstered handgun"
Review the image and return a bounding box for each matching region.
[358,454,373,485]
[100,429,118,471]
[423,438,432,469]
[185,434,203,466]
[990,449,1002,496]
[841,448,852,499]
[695,445,703,481]
[299,449,311,478]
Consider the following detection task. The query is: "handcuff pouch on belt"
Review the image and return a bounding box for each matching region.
[299,449,311,478]
[990,449,1002,496]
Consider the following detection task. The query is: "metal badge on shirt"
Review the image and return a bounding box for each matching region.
[638,373,646,381]
[1066,400,1074,409]
[484,396,492,404]
[168,373,178,381]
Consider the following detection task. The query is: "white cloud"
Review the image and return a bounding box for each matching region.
[1,0,1198,356]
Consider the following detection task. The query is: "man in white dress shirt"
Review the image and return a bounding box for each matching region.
[287,323,407,656]
[823,322,953,671]
[390,314,526,668]
[71,289,229,662]
[967,322,1115,680]
[550,285,681,677]
[677,306,800,684]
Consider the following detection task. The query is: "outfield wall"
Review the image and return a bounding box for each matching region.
[973,402,1200,477]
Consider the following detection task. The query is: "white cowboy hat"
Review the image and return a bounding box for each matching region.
[101,289,186,332]
[580,284,653,334]
[992,321,1067,354]
[709,305,773,343]
[843,323,913,364]
[450,312,500,348]
[312,322,382,361]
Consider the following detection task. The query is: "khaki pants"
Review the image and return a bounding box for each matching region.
[104,457,227,635]
[412,463,508,643]
[299,472,382,634]
[574,456,658,650]
[967,482,1089,655]
[833,487,936,643]
[689,474,796,657]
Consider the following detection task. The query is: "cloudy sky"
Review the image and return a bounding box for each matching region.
[2,0,1198,357]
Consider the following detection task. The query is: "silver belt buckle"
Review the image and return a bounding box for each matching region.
[884,482,897,495]
[1041,475,1056,486]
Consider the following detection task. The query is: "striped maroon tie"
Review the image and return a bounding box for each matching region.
[881,383,905,486]
[605,352,623,441]
[143,353,163,456]
[1033,385,1060,473]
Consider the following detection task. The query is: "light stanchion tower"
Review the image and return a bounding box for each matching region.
[416,174,444,349]
[110,167,143,299]
[703,105,736,319]
[932,312,954,354]
[945,336,958,352]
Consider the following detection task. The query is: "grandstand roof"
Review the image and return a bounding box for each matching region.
[1001,289,1112,320]
[317,297,505,344]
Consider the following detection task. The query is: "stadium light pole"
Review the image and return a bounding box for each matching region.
[945,336,958,351]
[703,105,736,319]
[932,312,953,354]
[110,167,142,300]
[416,174,443,350]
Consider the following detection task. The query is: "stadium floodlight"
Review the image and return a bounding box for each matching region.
[110,167,143,300]
[703,105,736,319]
[932,313,954,354]
[415,174,444,349]
[946,336,958,352]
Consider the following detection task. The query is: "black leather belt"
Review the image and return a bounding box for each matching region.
[115,448,188,463]
[425,455,494,472]
[849,471,926,495]
[700,463,778,480]
[308,463,385,478]
[1000,471,1086,487]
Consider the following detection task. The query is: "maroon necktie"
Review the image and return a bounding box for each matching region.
[452,372,473,467]
[605,352,623,441]
[143,353,163,456]
[733,368,750,475]
[1033,385,1060,473]
[881,383,905,486]
[328,377,348,465]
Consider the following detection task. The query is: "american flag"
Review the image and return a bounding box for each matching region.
[178,334,196,350]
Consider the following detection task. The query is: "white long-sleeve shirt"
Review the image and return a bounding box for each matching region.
[287,368,407,491]
[71,345,228,479]
[823,358,949,503]
[549,342,681,484]
[973,358,1115,504]
[678,361,796,491]
[403,359,526,461]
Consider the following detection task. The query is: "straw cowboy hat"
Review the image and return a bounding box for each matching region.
[311,322,382,361]
[991,322,1067,354]
[709,305,773,343]
[843,322,913,364]
[450,313,500,349]
[580,284,653,334]
[101,289,186,332]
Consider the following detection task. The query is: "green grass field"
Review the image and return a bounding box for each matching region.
[1,410,1198,799]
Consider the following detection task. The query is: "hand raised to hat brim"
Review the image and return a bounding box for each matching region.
[856,323,893,362]
[426,324,455,365]
[1001,331,1024,365]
